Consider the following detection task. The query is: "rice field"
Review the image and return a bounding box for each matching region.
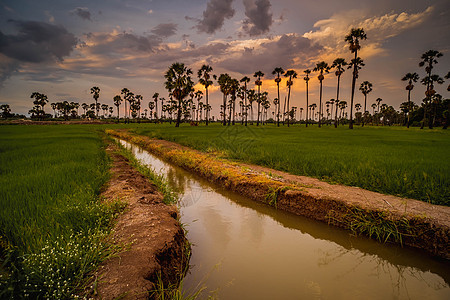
[132,123,450,206]
[0,125,124,298]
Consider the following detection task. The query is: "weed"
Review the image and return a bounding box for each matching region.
[265,186,289,208]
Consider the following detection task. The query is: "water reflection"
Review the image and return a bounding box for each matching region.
[119,139,450,299]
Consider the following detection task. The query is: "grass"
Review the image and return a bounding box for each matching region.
[0,125,125,299]
[131,123,450,206]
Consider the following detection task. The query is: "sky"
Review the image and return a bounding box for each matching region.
[0,0,449,117]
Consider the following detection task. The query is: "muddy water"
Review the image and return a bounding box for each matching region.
[119,140,450,299]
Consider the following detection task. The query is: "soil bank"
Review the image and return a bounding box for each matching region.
[92,144,188,299]
[107,129,450,260]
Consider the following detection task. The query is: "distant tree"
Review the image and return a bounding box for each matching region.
[345,28,367,129]
[331,58,347,128]
[359,81,373,126]
[113,95,122,119]
[198,64,214,125]
[272,67,285,126]
[253,71,265,126]
[101,104,108,117]
[284,69,298,127]
[135,94,143,121]
[303,69,311,127]
[121,88,134,123]
[313,62,330,127]
[165,62,194,127]
[419,50,443,129]
[218,73,231,125]
[240,76,250,126]
[90,86,100,118]
[401,72,419,128]
[30,92,48,120]
[152,93,159,120]
[81,103,88,117]
[1,104,11,119]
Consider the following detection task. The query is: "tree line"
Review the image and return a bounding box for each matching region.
[2,28,449,128]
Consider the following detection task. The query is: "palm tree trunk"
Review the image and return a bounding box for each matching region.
[349,52,357,129]
[305,82,309,127]
[206,88,209,126]
[257,85,261,126]
[407,88,411,128]
[318,80,323,128]
[362,94,367,127]
[287,85,291,127]
[277,81,280,127]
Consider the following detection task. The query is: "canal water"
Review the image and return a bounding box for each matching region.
[119,140,450,299]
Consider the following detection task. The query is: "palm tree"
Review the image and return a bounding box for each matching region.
[218,73,231,125]
[345,28,367,129]
[247,89,256,124]
[113,95,122,119]
[165,63,194,127]
[303,69,311,127]
[240,76,250,126]
[401,72,419,128]
[152,93,159,120]
[148,102,155,120]
[121,88,132,122]
[419,50,443,129]
[253,71,264,126]
[135,94,143,121]
[81,103,88,117]
[198,64,214,125]
[359,81,372,126]
[331,58,347,128]
[311,103,317,122]
[272,67,285,126]
[283,69,298,127]
[90,86,100,118]
[313,62,330,127]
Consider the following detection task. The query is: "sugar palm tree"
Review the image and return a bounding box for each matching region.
[165,62,194,127]
[253,71,264,126]
[152,92,159,120]
[419,50,443,129]
[135,94,143,121]
[345,28,367,129]
[401,72,419,128]
[313,62,330,127]
[218,73,231,125]
[148,101,155,120]
[121,88,131,122]
[284,70,298,127]
[331,58,347,127]
[303,69,311,127]
[359,81,372,126]
[198,64,214,125]
[90,86,100,118]
[240,76,250,126]
[272,67,285,126]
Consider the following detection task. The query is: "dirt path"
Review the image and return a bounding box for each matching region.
[107,130,450,260]
[92,145,188,299]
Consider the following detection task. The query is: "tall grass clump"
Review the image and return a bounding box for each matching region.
[0,125,125,298]
[133,124,450,205]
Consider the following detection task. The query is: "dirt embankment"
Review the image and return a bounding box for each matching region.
[107,129,450,260]
[92,144,189,299]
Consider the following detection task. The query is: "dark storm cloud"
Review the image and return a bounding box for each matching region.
[82,31,162,56]
[0,56,20,86]
[0,20,77,63]
[242,0,273,36]
[217,34,322,74]
[70,7,92,21]
[194,0,235,34]
[150,23,178,38]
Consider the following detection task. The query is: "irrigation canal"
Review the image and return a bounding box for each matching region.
[119,139,450,299]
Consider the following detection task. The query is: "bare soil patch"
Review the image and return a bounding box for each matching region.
[92,144,188,299]
[107,130,450,260]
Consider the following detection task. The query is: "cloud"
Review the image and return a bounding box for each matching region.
[193,0,235,34]
[151,23,178,38]
[242,0,273,36]
[81,30,163,56]
[0,55,20,86]
[70,7,92,21]
[0,20,77,63]
[303,6,434,60]
[217,34,321,74]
